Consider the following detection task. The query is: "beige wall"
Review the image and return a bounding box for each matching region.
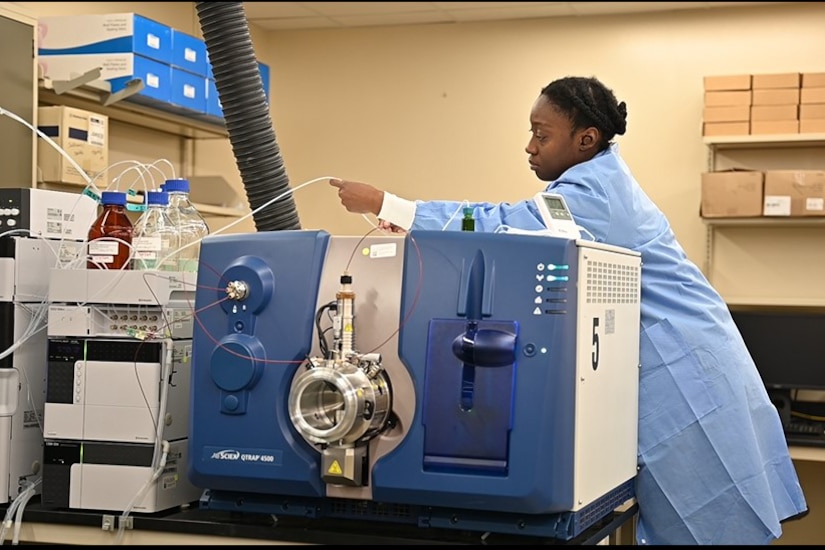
[11,1,825,543]
[16,2,825,262]
[262,3,825,266]
[13,2,271,234]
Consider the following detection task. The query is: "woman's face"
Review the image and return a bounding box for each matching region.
[525,95,597,182]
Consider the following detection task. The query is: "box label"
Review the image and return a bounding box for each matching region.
[89,116,106,147]
[764,196,791,216]
[806,198,824,212]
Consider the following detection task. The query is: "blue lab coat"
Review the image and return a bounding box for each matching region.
[410,143,807,545]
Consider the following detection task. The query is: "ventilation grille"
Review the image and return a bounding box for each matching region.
[585,259,639,304]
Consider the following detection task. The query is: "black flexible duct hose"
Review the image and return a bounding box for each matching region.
[195,2,301,232]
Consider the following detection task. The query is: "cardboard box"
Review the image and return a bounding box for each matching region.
[751,104,798,122]
[752,88,800,106]
[37,106,109,186]
[751,72,801,89]
[701,170,764,218]
[703,121,750,137]
[704,90,751,107]
[802,73,825,88]
[704,74,751,91]
[38,13,172,64]
[800,119,825,133]
[801,88,825,104]
[750,119,799,135]
[763,170,825,217]
[703,105,750,123]
[800,104,825,120]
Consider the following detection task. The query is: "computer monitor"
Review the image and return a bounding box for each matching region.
[729,306,825,391]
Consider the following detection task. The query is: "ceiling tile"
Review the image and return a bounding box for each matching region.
[332,12,455,28]
[251,16,339,31]
[294,2,439,16]
[242,1,789,30]
[446,4,578,21]
[242,3,318,18]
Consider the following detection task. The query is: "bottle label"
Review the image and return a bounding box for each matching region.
[90,255,115,265]
[88,241,119,255]
[135,251,158,260]
[133,236,162,251]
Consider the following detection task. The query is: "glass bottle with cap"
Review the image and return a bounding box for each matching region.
[87,191,133,270]
[131,190,179,271]
[163,178,210,272]
[461,207,475,232]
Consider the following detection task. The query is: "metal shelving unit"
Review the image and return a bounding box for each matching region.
[37,71,248,220]
[702,133,825,307]
[38,72,228,140]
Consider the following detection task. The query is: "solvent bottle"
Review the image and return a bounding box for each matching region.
[131,190,179,271]
[461,207,475,232]
[163,178,210,272]
[87,191,133,270]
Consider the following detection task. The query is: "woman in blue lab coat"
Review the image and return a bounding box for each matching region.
[330,75,808,545]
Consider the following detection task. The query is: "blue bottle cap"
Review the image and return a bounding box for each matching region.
[163,179,191,193]
[146,190,169,205]
[100,191,127,206]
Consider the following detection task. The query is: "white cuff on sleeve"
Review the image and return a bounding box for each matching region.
[377,192,416,231]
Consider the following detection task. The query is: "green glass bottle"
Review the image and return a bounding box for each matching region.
[461,207,475,232]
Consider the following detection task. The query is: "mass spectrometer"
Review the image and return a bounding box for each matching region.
[187,229,641,540]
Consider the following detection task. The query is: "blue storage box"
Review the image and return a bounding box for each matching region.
[169,68,207,115]
[39,53,172,107]
[171,29,208,77]
[38,13,172,65]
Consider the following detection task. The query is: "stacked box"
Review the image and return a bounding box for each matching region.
[702,74,751,136]
[37,106,109,186]
[799,73,825,134]
[763,170,825,217]
[750,73,800,135]
[700,170,763,218]
[37,14,226,120]
[37,14,173,107]
[38,53,173,106]
[169,29,208,115]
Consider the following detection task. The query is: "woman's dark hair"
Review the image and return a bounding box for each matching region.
[540,76,627,149]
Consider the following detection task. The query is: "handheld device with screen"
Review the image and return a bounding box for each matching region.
[532,192,581,239]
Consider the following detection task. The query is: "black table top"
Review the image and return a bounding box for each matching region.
[8,497,638,545]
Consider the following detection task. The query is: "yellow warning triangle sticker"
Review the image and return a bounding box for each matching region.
[328,460,343,475]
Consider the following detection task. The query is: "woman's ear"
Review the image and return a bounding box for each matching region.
[579,128,599,151]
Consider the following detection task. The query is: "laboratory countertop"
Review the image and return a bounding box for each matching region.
[4,497,638,545]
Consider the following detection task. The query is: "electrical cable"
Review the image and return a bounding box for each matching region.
[113,338,174,543]
[0,478,40,545]
[115,440,171,544]
[11,479,38,545]
[441,200,471,231]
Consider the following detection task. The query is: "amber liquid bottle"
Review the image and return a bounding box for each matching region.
[87,191,134,270]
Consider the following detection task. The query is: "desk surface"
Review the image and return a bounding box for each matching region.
[789,445,825,462]
[8,498,638,546]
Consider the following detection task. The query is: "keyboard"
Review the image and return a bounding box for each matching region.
[785,421,825,447]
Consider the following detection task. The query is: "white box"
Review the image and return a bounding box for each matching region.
[37,13,172,65]
[37,106,108,186]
